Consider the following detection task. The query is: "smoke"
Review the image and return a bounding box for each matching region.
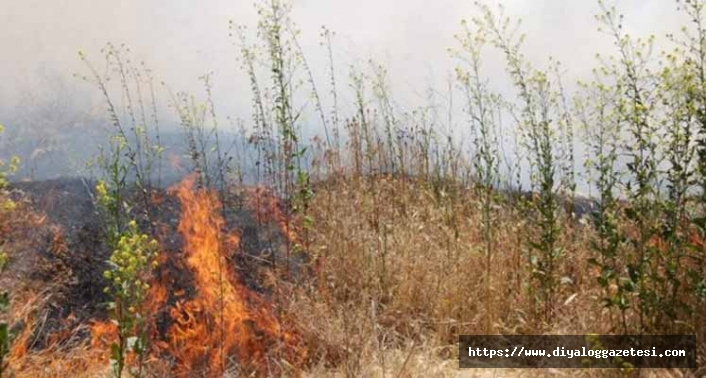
[0,0,686,106]
[0,0,691,181]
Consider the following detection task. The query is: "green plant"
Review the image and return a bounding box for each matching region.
[231,21,277,190]
[0,248,10,378]
[94,133,158,378]
[0,291,10,378]
[578,72,629,331]
[95,137,129,247]
[79,44,164,221]
[0,125,19,212]
[672,0,706,319]
[169,88,215,190]
[0,250,7,274]
[596,1,664,332]
[101,220,159,378]
[236,0,312,273]
[453,19,502,331]
[655,50,697,327]
[474,1,566,322]
[553,62,577,215]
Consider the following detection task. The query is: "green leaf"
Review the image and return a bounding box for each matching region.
[0,292,9,313]
[692,217,706,230]
[110,342,121,361]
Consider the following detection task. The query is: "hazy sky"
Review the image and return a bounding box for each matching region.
[0,0,690,126]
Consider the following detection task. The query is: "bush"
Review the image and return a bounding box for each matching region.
[101,220,159,378]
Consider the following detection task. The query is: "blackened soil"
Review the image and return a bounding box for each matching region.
[6,177,305,353]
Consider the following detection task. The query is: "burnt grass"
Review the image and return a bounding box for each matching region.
[6,177,305,354]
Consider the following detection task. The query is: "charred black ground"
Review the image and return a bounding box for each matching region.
[5,177,304,355]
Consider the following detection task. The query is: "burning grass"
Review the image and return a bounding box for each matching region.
[1,174,704,377]
[2,177,309,377]
[156,175,305,376]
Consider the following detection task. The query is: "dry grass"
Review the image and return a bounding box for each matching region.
[279,174,625,377]
[3,174,701,377]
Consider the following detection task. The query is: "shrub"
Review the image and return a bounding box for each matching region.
[101,220,159,378]
[578,72,628,330]
[94,132,159,377]
[473,1,570,323]
[453,19,502,331]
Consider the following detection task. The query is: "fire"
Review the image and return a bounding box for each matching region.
[89,320,118,351]
[9,175,305,377]
[158,174,303,376]
[8,320,32,362]
[245,186,301,246]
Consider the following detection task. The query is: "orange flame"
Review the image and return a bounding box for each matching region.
[65,175,307,377]
[160,174,301,376]
[89,320,118,351]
